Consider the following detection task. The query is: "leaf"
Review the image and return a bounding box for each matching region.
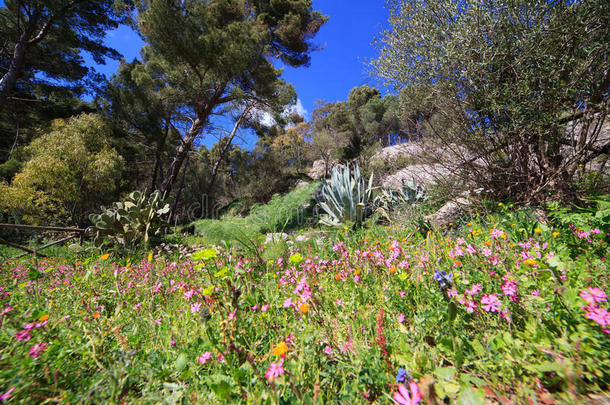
[448,301,457,322]
[458,386,485,405]
[28,269,42,280]
[202,285,215,296]
[471,339,485,357]
[174,353,188,372]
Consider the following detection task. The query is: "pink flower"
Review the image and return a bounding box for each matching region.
[183,289,194,300]
[393,381,421,405]
[335,299,345,307]
[340,338,355,354]
[0,387,15,401]
[170,340,176,347]
[490,229,503,239]
[580,287,607,305]
[502,280,518,301]
[15,330,31,342]
[29,342,48,358]
[447,288,458,298]
[584,305,610,326]
[23,323,36,330]
[227,309,237,321]
[261,303,269,312]
[154,318,162,325]
[397,313,405,323]
[465,301,477,313]
[265,360,285,382]
[217,353,225,362]
[481,294,501,313]
[283,297,293,308]
[0,306,13,316]
[190,302,202,314]
[198,351,212,365]
[324,345,332,355]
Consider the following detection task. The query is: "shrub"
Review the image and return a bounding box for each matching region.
[0,114,123,225]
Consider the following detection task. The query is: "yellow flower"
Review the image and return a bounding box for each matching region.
[552,232,560,238]
[100,253,110,261]
[272,341,288,357]
[498,202,503,206]
[534,228,542,234]
[523,259,537,266]
[354,269,361,276]
[389,266,396,274]
[148,252,153,262]
[299,303,310,314]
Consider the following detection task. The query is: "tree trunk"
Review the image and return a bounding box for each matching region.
[159,117,205,197]
[204,106,251,197]
[168,155,189,226]
[0,32,29,111]
[159,86,227,196]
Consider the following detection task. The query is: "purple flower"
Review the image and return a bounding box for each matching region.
[15,330,31,342]
[481,294,501,312]
[29,342,48,358]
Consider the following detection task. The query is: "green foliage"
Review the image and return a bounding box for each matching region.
[131,0,326,194]
[191,182,321,246]
[374,180,426,222]
[89,190,169,250]
[249,181,320,234]
[0,114,123,225]
[0,0,123,108]
[318,164,374,226]
[374,0,610,202]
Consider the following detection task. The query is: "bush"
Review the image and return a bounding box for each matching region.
[0,114,123,225]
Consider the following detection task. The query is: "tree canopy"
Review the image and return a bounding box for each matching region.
[130,0,327,195]
[373,0,610,201]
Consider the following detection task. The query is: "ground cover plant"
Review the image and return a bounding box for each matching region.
[0,204,608,403]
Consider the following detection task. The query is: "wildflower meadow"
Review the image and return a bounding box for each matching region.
[0,207,608,403]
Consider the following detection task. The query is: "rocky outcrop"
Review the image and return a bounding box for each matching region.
[371,143,425,165]
[309,160,344,180]
[381,164,451,188]
[424,196,472,228]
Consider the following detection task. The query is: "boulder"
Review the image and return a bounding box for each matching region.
[424,196,472,228]
[382,164,451,188]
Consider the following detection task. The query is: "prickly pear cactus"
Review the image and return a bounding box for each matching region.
[89,190,170,249]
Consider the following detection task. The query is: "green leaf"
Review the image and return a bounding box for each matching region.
[458,386,485,405]
[174,353,188,372]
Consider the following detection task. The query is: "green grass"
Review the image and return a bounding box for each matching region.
[191,181,321,246]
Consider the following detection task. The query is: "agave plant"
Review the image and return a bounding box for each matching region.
[375,179,426,208]
[89,190,170,249]
[317,164,374,226]
[374,179,426,222]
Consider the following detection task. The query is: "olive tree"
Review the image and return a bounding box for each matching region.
[373,0,610,202]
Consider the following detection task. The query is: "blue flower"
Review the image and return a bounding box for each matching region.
[434,270,453,289]
[396,367,407,383]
